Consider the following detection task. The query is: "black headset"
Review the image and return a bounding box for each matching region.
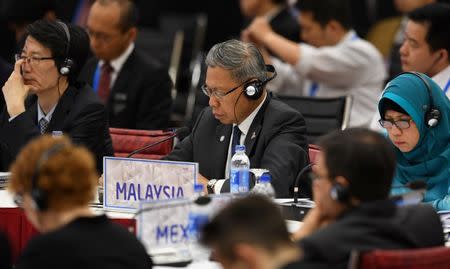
[243,64,277,100]
[56,21,73,76]
[330,182,350,203]
[30,143,67,211]
[397,71,441,127]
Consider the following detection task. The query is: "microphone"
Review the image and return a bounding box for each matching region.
[126,127,190,158]
[390,180,427,207]
[293,163,314,203]
[133,194,212,217]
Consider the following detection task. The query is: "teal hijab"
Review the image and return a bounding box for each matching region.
[378,72,450,210]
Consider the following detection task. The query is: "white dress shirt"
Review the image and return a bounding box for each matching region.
[268,30,387,127]
[98,43,134,89]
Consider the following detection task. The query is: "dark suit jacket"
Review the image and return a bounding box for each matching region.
[298,200,445,269]
[79,48,173,130]
[0,83,113,173]
[165,94,309,197]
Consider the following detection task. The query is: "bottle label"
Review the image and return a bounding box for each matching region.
[230,169,240,193]
[239,169,249,193]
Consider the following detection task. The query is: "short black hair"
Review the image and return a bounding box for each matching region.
[295,0,352,29]
[317,128,396,202]
[25,20,90,85]
[200,195,293,260]
[408,3,450,55]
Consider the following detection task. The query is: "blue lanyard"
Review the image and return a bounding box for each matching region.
[443,78,450,94]
[92,64,101,93]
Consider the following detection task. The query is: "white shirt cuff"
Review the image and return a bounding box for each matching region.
[214,179,226,194]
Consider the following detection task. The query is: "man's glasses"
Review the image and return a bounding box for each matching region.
[378,119,412,130]
[201,80,250,100]
[15,54,54,66]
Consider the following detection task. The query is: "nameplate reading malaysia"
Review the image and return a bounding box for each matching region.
[103,157,198,210]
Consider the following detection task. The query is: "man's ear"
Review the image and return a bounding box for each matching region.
[335,176,349,187]
[127,27,137,43]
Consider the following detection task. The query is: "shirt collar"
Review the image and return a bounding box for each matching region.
[432,64,450,89]
[235,92,267,136]
[338,29,359,46]
[37,103,57,123]
[99,42,134,72]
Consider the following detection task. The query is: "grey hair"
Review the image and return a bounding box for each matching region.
[205,39,268,83]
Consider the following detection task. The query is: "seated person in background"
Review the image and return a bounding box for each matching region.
[8,135,152,269]
[239,0,300,47]
[0,231,11,269]
[200,195,302,269]
[165,39,309,198]
[378,72,450,210]
[370,2,450,131]
[291,128,444,269]
[0,19,113,174]
[79,0,173,130]
[242,0,386,127]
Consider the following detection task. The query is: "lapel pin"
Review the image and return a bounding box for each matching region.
[251,132,256,140]
[220,136,225,142]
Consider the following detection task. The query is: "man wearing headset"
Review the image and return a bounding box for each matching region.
[165,39,309,198]
[0,20,113,174]
[290,128,444,268]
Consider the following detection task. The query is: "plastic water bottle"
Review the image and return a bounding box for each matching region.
[251,173,276,199]
[187,184,211,261]
[230,145,250,193]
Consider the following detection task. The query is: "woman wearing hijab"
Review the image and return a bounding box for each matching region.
[378,72,450,211]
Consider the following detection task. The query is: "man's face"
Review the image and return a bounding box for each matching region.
[298,12,329,47]
[86,2,134,61]
[312,153,342,219]
[205,66,253,125]
[20,36,60,93]
[400,20,442,76]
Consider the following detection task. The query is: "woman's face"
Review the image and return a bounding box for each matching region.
[384,110,421,152]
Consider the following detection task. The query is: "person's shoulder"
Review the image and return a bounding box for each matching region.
[266,96,304,121]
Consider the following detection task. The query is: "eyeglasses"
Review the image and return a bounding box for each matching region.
[86,29,121,43]
[378,119,412,130]
[13,194,24,208]
[15,54,54,66]
[201,80,249,100]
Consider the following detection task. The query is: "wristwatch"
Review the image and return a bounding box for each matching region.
[207,179,218,194]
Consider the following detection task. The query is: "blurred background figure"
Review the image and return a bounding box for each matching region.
[79,0,173,130]
[378,72,450,210]
[8,135,152,269]
[200,195,303,269]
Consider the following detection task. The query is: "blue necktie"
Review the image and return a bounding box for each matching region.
[231,126,242,155]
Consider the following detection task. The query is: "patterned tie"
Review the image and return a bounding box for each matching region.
[97,62,113,103]
[231,125,242,156]
[39,118,49,134]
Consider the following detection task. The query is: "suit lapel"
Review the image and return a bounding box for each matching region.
[244,94,271,156]
[214,124,232,177]
[46,86,76,132]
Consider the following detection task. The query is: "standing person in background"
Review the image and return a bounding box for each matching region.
[165,39,309,198]
[243,0,386,127]
[79,0,173,130]
[8,135,152,269]
[0,19,113,174]
[378,72,450,211]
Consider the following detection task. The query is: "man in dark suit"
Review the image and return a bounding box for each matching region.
[0,20,113,173]
[79,0,172,130]
[165,39,309,198]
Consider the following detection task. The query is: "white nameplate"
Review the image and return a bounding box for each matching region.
[103,157,198,211]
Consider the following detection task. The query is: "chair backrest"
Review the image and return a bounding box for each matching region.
[349,247,450,269]
[276,95,352,143]
[109,128,175,160]
[308,144,320,164]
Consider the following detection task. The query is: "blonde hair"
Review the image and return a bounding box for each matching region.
[8,135,98,211]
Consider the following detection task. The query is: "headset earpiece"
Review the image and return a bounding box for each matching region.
[330,183,349,203]
[397,71,440,128]
[57,21,73,76]
[243,64,277,100]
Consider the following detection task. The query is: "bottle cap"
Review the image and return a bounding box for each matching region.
[194,184,204,193]
[235,145,246,152]
[260,173,271,183]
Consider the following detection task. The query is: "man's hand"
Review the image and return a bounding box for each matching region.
[197,174,209,194]
[2,59,30,117]
[291,207,330,241]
